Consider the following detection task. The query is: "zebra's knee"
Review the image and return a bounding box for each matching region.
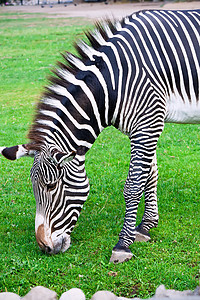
[142,214,159,230]
[123,184,143,205]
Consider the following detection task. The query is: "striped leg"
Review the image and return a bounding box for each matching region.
[110,113,165,263]
[135,152,158,242]
[110,143,154,263]
[110,152,150,263]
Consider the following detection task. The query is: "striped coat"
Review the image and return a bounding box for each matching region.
[1,9,199,263]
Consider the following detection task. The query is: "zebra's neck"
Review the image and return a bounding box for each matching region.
[28,68,108,154]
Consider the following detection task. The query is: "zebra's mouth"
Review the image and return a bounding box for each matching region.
[36,223,71,254]
[44,233,71,254]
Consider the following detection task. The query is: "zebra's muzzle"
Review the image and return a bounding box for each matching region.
[52,233,71,254]
[36,224,71,254]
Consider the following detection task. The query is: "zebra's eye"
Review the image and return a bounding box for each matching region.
[46,182,57,191]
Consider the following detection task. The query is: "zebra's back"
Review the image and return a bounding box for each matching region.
[108,10,200,130]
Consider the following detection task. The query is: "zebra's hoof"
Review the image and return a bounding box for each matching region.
[135,226,151,242]
[110,249,133,264]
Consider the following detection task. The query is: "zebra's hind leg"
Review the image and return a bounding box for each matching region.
[110,116,164,263]
[135,221,151,242]
[135,153,159,242]
[109,240,133,264]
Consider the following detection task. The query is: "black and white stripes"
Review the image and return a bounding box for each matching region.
[28,9,200,254]
[1,10,199,257]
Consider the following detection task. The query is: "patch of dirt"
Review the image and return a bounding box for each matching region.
[1,1,200,21]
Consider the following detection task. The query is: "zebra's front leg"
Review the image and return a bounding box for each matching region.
[110,157,149,263]
[135,152,159,242]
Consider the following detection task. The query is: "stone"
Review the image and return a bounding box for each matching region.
[90,286,200,300]
[59,288,85,300]
[91,291,117,300]
[154,284,193,298]
[193,286,200,296]
[118,297,136,300]
[118,297,140,300]
[0,292,20,300]
[22,286,57,300]
[154,285,168,297]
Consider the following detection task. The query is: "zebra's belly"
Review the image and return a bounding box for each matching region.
[165,93,200,124]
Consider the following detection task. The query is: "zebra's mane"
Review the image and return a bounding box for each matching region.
[27,18,121,151]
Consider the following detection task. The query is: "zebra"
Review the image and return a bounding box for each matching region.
[0,9,199,263]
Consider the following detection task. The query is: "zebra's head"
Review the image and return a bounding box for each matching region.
[0,144,89,254]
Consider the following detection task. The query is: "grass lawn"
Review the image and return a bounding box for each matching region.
[0,11,199,299]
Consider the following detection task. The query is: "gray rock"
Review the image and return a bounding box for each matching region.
[193,286,200,296]
[91,291,118,300]
[154,284,193,298]
[118,297,140,300]
[90,285,200,300]
[0,292,20,300]
[2,283,199,300]
[153,298,200,300]
[22,286,57,300]
[59,288,85,300]
[91,291,140,300]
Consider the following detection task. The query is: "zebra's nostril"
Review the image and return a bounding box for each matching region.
[41,241,52,254]
[45,245,52,253]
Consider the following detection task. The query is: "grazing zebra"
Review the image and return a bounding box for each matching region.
[0,9,199,263]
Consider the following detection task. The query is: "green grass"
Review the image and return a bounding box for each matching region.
[0,11,199,299]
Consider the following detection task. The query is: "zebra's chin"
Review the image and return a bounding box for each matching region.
[51,233,71,254]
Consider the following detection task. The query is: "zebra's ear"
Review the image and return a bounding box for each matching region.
[52,151,76,166]
[0,144,34,161]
